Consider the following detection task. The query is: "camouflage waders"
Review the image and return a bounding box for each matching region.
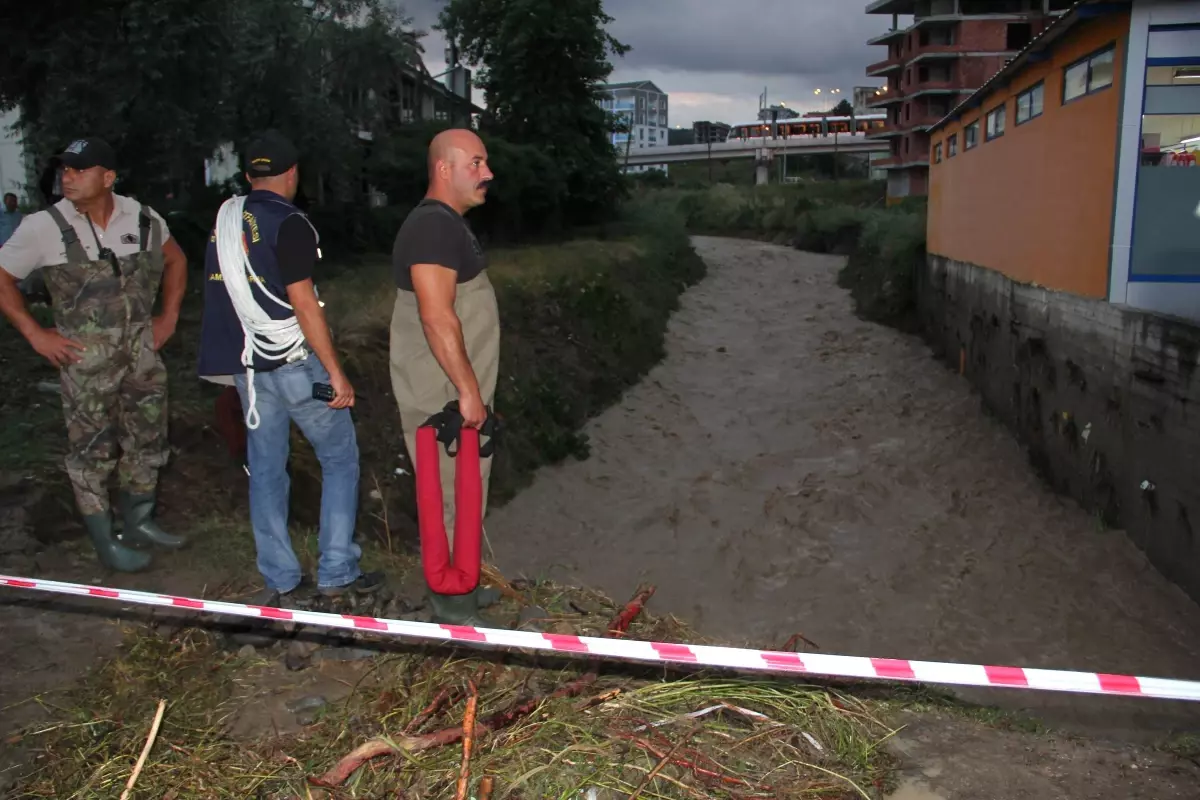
[41,204,184,572]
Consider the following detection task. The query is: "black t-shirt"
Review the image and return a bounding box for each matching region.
[391,199,486,292]
[276,213,318,286]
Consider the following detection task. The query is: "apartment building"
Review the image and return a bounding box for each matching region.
[598,80,670,173]
[693,120,731,144]
[864,0,1075,199]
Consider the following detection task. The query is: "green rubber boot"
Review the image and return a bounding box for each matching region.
[82,512,153,573]
[119,491,186,550]
[475,585,502,609]
[428,590,500,628]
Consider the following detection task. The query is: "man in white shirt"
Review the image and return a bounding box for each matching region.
[0,138,188,572]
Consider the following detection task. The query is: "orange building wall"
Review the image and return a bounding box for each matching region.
[927,12,1131,299]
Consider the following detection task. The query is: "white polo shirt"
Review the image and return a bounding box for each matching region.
[0,193,172,281]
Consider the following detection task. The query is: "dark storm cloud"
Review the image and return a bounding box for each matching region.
[601,0,885,80]
[399,0,899,127]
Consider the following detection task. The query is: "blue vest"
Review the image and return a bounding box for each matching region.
[197,190,316,377]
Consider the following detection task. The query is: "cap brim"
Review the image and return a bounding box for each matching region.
[58,153,110,170]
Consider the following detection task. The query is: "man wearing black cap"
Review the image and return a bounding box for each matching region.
[0,137,189,572]
[198,130,383,605]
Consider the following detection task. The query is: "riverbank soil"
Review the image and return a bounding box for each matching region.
[2,236,1199,797]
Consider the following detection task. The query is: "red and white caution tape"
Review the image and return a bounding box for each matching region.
[4,573,1200,703]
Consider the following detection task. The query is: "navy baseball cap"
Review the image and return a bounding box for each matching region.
[244,130,299,177]
[57,138,117,170]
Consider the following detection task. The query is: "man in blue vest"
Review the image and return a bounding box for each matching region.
[197,130,383,606]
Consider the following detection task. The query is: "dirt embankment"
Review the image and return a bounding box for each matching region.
[2,236,1199,798]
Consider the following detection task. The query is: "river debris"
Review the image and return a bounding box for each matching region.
[10,569,900,798]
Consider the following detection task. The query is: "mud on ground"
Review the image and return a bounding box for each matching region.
[1,236,1199,798]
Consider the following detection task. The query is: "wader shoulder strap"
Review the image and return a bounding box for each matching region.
[137,205,163,253]
[44,205,89,263]
[139,207,150,252]
[138,204,164,269]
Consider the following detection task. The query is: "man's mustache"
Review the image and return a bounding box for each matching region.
[477,179,492,189]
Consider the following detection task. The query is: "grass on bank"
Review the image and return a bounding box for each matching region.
[649,182,927,333]
[11,560,901,799]
[0,196,894,797]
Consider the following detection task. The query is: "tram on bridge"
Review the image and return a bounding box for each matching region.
[728,112,887,140]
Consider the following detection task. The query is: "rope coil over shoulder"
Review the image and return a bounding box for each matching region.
[416,401,501,596]
[214,195,312,430]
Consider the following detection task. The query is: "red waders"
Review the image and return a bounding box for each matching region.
[414,402,501,625]
[416,424,483,595]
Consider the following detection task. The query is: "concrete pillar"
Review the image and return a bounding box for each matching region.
[755,147,771,186]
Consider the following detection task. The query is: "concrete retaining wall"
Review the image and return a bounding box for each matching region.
[919,254,1200,605]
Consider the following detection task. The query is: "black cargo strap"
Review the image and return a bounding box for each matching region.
[139,207,151,252]
[44,205,88,264]
[419,400,501,458]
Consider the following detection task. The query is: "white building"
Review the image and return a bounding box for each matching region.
[0,108,31,202]
[598,80,669,174]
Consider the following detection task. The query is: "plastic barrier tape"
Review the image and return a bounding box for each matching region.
[3,574,1199,702]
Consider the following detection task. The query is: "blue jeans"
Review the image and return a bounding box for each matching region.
[233,356,362,592]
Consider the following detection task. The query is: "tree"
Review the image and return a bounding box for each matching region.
[437,0,630,226]
[0,0,244,201]
[0,0,424,207]
[829,99,855,117]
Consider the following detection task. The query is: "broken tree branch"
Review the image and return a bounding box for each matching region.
[120,699,166,800]
[608,585,656,637]
[402,685,465,736]
[627,723,698,800]
[454,683,479,800]
[312,586,657,788]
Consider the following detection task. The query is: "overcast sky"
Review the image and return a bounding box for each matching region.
[403,0,911,128]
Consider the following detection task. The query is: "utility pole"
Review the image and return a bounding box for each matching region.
[707,137,713,184]
[833,129,840,182]
[624,118,633,173]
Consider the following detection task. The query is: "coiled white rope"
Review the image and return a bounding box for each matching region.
[214,195,306,429]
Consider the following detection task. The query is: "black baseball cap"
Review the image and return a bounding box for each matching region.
[56,138,117,170]
[244,130,299,177]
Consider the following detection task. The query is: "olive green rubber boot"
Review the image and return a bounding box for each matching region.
[428,590,500,628]
[475,585,502,609]
[82,512,153,573]
[119,491,187,550]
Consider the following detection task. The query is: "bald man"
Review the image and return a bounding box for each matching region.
[390,128,500,626]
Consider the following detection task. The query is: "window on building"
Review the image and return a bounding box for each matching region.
[948,132,958,157]
[986,104,1006,140]
[934,142,943,163]
[1016,81,1045,125]
[1131,29,1200,281]
[1064,45,1115,103]
[964,120,979,150]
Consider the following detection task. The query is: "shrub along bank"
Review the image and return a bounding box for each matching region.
[654,182,926,333]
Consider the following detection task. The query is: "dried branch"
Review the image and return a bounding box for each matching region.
[454,683,479,800]
[120,699,166,800]
[312,586,656,788]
